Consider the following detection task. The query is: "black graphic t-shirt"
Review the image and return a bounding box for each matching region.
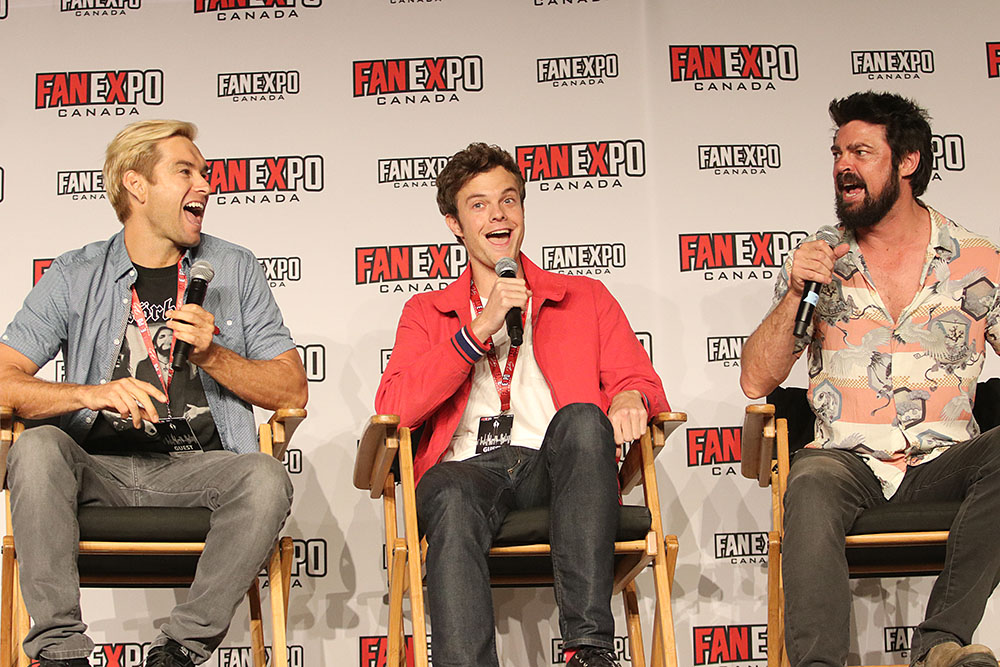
[85,264,223,453]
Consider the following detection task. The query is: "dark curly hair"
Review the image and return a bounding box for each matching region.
[829,91,933,197]
[436,143,525,218]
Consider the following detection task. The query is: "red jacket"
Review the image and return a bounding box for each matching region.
[375,254,670,486]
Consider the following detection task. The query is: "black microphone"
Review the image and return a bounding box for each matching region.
[171,260,215,370]
[494,257,523,347]
[793,226,841,339]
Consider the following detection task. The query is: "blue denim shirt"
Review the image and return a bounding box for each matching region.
[1,231,296,453]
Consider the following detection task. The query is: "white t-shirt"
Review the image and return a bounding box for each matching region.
[444,298,558,462]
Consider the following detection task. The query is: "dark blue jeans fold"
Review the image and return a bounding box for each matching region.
[415,403,619,667]
[782,426,1000,667]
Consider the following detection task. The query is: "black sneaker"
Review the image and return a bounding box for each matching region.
[37,659,90,667]
[568,646,620,667]
[145,640,195,667]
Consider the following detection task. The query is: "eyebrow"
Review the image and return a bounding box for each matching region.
[465,187,519,201]
[175,159,209,173]
[831,141,875,151]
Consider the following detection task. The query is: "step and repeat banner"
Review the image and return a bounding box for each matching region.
[2,0,1000,665]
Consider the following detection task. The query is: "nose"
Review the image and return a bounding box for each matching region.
[194,169,210,194]
[489,202,506,221]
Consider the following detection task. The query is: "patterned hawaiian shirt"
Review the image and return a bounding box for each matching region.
[772,207,1000,497]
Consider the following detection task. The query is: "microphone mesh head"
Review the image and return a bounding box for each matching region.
[494,257,518,276]
[190,260,215,283]
[815,226,842,248]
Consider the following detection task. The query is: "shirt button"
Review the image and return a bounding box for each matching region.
[122,298,128,304]
[113,339,120,345]
[226,320,232,326]
[100,379,107,384]
[85,416,93,423]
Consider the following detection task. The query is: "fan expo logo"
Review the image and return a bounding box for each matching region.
[0,167,4,203]
[693,625,768,665]
[378,155,449,189]
[258,256,301,287]
[884,626,917,659]
[679,231,807,281]
[60,0,139,15]
[715,532,767,564]
[931,133,965,181]
[541,243,626,276]
[699,145,780,176]
[82,642,150,667]
[688,426,741,476]
[296,344,326,382]
[218,645,304,667]
[35,70,163,118]
[517,140,645,191]
[205,155,323,205]
[57,169,105,201]
[851,50,934,80]
[552,637,630,663]
[353,56,483,105]
[193,0,321,21]
[356,243,468,294]
[708,336,746,368]
[670,45,798,91]
[259,538,327,589]
[359,635,428,667]
[218,71,299,103]
[989,43,1000,77]
[536,54,618,88]
[33,259,54,286]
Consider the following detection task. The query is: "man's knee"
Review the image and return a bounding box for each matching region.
[7,426,80,486]
[547,403,614,454]
[233,452,293,519]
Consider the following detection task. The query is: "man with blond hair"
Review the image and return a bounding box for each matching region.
[0,120,308,667]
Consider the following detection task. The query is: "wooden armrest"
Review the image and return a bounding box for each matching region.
[267,408,307,461]
[354,414,402,497]
[741,404,775,487]
[619,411,687,494]
[1,406,12,448]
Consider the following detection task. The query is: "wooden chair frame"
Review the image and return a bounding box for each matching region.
[354,411,686,667]
[0,406,306,667]
[742,403,950,667]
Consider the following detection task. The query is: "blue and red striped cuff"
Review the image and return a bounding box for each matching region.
[451,326,487,364]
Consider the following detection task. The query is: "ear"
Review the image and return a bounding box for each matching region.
[122,170,148,205]
[898,150,920,179]
[445,213,464,240]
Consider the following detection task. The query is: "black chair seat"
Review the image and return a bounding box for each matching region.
[488,505,652,582]
[76,506,212,584]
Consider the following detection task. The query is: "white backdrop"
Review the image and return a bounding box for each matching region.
[2,1,1000,665]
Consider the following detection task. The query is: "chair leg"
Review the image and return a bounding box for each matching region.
[767,531,786,667]
[247,578,266,667]
[2,543,13,667]
[279,537,293,619]
[387,545,407,667]
[267,545,288,667]
[11,559,27,667]
[622,581,646,667]
[650,536,679,667]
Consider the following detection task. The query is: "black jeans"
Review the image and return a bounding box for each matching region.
[782,426,1000,667]
[415,403,620,667]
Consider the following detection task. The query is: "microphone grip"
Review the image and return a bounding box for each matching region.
[793,281,821,339]
[506,307,523,347]
[171,278,209,370]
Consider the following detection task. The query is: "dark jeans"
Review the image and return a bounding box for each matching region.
[782,426,1000,667]
[6,425,293,664]
[415,403,619,667]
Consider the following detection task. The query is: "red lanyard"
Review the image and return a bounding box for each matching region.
[130,261,187,403]
[470,281,526,413]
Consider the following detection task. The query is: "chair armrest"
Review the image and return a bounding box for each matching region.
[1,406,12,447]
[619,411,687,494]
[266,408,307,461]
[354,414,402,498]
[741,404,775,487]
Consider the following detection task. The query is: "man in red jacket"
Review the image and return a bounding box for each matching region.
[376,143,669,667]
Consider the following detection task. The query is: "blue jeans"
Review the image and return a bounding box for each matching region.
[5,426,293,664]
[782,426,1000,667]
[415,403,619,667]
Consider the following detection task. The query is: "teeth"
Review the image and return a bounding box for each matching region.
[184,202,205,213]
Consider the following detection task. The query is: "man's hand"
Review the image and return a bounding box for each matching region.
[608,389,648,448]
[80,377,167,428]
[166,304,217,366]
[788,239,850,297]
[469,278,531,343]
